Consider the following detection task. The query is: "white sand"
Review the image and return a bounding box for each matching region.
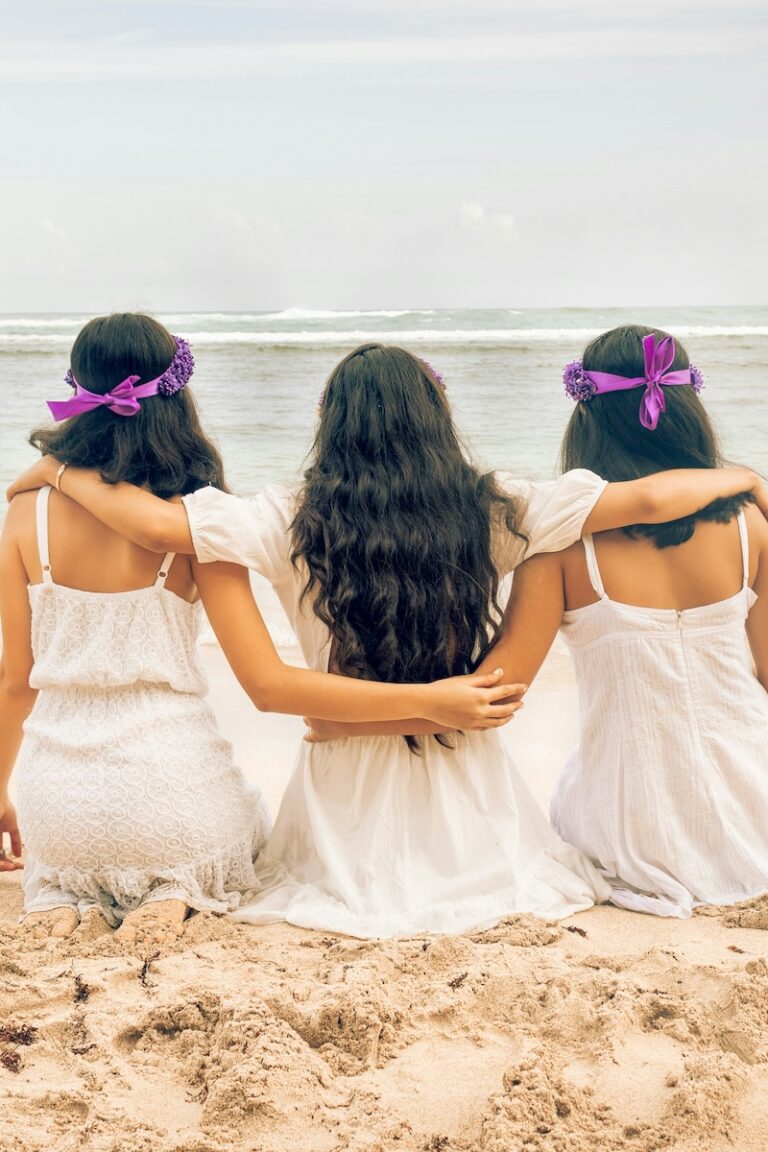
[3,638,768,1151]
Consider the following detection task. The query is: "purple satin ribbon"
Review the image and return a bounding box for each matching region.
[47,375,163,421]
[585,333,693,430]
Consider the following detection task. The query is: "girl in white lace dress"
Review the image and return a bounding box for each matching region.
[484,325,768,917]
[0,318,525,942]
[10,342,766,938]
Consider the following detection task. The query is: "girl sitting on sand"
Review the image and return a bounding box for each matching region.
[0,316,526,943]
[10,340,767,937]
[475,325,768,917]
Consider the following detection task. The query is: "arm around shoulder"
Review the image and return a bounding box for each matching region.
[584,466,762,536]
[57,468,195,553]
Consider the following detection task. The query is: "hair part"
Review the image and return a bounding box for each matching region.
[560,324,751,547]
[291,343,526,750]
[31,313,227,498]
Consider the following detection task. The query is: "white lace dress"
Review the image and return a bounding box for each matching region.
[181,471,612,938]
[552,512,768,918]
[16,486,271,926]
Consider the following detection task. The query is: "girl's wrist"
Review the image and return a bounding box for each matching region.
[414,684,434,720]
[44,456,61,483]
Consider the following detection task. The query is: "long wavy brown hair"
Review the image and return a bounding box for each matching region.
[291,343,525,747]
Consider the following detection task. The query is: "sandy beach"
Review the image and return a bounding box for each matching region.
[3,635,768,1152]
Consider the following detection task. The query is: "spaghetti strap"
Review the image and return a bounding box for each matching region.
[581,535,606,598]
[736,509,749,588]
[36,486,54,584]
[154,552,176,588]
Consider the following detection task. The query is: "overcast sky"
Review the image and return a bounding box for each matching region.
[1,0,766,311]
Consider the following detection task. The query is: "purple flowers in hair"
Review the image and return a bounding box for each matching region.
[563,361,597,402]
[689,364,704,393]
[157,336,194,395]
[419,359,446,389]
[62,336,194,398]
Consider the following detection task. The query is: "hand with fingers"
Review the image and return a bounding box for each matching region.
[6,456,60,503]
[0,797,23,871]
[424,668,526,730]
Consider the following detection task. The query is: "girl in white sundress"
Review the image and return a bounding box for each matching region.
[482,325,768,918]
[9,342,767,938]
[0,318,526,943]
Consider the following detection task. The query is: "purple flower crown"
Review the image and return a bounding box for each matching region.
[563,359,703,402]
[420,359,445,388]
[64,336,194,396]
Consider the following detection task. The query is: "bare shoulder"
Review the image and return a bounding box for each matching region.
[558,538,588,573]
[2,491,38,536]
[512,547,568,586]
[516,547,567,572]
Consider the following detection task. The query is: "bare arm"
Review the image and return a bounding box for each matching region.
[193,560,523,729]
[303,716,486,742]
[584,467,766,535]
[0,504,39,868]
[746,514,768,693]
[10,460,768,555]
[474,551,566,686]
[7,457,193,553]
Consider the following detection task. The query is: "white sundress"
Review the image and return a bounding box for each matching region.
[552,510,768,918]
[16,486,271,926]
[182,470,612,939]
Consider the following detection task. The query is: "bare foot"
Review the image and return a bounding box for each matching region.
[116,899,189,947]
[18,907,79,940]
[77,907,112,939]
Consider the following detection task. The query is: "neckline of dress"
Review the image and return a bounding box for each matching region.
[563,584,754,622]
[28,582,198,607]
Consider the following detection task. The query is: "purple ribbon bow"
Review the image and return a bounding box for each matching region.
[46,335,194,422]
[585,333,694,430]
[47,376,164,421]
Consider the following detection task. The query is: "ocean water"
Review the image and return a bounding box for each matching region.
[2,306,767,503]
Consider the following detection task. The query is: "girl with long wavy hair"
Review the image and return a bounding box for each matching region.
[10,340,767,937]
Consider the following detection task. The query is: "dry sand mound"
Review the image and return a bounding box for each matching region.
[3,875,768,1152]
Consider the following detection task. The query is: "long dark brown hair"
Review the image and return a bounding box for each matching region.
[31,313,226,498]
[291,344,525,746]
[560,324,751,548]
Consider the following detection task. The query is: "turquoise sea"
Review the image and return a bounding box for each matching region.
[2,306,767,502]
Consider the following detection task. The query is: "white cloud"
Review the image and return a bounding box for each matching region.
[460,201,485,224]
[1,27,766,82]
[460,202,517,244]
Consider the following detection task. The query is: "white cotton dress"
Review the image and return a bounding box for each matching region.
[182,470,612,938]
[16,486,271,926]
[551,511,768,918]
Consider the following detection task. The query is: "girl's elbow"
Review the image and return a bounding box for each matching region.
[238,665,290,714]
[634,478,665,523]
[244,680,278,713]
[138,524,177,553]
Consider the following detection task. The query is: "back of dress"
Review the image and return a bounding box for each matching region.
[553,510,768,917]
[29,485,205,695]
[17,486,270,926]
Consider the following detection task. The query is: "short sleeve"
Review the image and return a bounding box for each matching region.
[493,469,608,573]
[182,484,297,585]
